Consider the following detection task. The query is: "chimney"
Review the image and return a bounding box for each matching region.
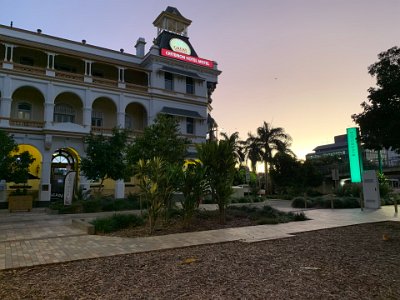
[135,37,146,57]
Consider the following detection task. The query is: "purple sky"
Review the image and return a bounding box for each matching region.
[2,0,400,158]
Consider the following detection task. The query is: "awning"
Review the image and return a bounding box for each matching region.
[159,66,204,80]
[160,107,205,119]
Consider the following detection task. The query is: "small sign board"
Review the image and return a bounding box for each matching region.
[64,171,76,206]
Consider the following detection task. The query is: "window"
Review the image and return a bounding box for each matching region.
[186,117,194,134]
[17,102,31,120]
[91,111,103,127]
[54,104,75,123]
[165,72,174,91]
[186,77,195,94]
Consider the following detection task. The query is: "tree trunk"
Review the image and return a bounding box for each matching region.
[218,204,226,224]
[264,161,269,195]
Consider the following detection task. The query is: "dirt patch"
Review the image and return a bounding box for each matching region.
[1,221,399,299]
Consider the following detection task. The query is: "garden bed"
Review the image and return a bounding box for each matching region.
[0,221,399,299]
[92,205,308,237]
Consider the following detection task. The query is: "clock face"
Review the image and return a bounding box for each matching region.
[169,38,191,55]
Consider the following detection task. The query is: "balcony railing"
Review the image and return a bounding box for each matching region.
[92,77,117,87]
[125,82,148,92]
[91,126,114,134]
[13,63,45,75]
[9,118,45,128]
[55,70,84,82]
[5,63,148,91]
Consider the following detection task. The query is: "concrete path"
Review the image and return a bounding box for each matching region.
[0,202,398,270]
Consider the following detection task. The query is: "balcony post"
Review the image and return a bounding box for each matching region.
[0,76,12,126]
[84,60,93,83]
[39,152,52,202]
[46,52,56,77]
[4,44,14,62]
[83,89,92,128]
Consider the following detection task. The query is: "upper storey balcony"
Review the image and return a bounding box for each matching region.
[0,43,149,93]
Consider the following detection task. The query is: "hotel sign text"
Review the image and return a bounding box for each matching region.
[161,48,214,68]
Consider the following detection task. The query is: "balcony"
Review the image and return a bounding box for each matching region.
[9,118,45,128]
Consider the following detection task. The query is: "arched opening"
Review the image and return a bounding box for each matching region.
[13,46,47,69]
[125,102,147,132]
[125,69,148,86]
[53,92,83,124]
[92,62,118,85]
[50,148,80,200]
[11,86,45,127]
[91,97,117,133]
[7,144,42,201]
[54,55,85,74]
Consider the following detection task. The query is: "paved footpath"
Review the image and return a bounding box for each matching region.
[0,202,398,270]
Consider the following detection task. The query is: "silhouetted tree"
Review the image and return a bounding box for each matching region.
[352,46,400,152]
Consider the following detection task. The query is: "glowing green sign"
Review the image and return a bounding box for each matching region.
[347,127,363,183]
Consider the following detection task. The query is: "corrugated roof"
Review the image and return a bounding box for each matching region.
[159,66,203,80]
[160,107,204,119]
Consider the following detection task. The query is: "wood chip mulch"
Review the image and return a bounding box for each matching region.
[0,221,399,299]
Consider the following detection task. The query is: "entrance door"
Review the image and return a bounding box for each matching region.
[51,149,77,200]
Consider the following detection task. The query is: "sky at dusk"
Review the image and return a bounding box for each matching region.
[2,0,400,159]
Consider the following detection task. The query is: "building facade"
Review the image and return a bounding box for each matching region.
[0,7,221,205]
[306,133,400,183]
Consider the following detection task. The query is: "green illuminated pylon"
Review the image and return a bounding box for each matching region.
[346,127,363,183]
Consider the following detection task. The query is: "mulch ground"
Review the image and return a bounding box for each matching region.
[0,221,399,299]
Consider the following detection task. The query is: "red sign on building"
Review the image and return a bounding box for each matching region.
[161,49,214,68]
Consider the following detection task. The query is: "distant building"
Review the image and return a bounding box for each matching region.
[0,7,221,204]
[306,133,400,179]
[306,134,348,160]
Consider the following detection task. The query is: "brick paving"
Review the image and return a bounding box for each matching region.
[0,203,398,270]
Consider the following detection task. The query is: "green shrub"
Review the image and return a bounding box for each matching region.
[291,197,313,208]
[336,183,361,197]
[256,217,280,225]
[82,199,102,213]
[237,197,249,203]
[342,197,360,208]
[290,211,308,221]
[91,214,144,233]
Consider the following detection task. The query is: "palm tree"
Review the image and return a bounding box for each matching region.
[255,122,292,194]
[243,133,261,174]
[220,132,245,166]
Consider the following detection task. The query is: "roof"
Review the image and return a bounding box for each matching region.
[153,6,192,27]
[160,107,204,119]
[313,142,347,153]
[159,66,203,80]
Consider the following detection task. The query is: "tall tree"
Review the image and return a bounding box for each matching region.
[81,128,129,192]
[255,122,292,194]
[352,46,400,152]
[127,114,189,166]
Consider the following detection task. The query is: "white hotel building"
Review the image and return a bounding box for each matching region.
[0,7,221,206]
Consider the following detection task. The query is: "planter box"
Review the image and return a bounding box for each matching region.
[8,195,33,212]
